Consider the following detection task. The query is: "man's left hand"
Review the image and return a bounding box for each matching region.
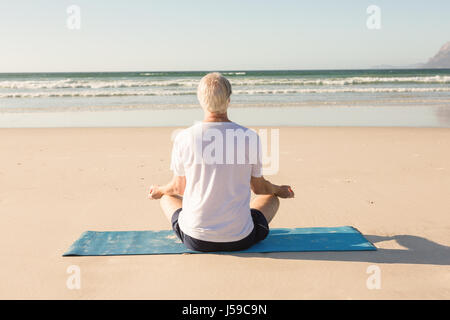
[148,185,164,200]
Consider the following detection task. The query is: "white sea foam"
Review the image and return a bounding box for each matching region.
[1,76,449,90]
[139,72,169,76]
[1,87,449,98]
[0,90,193,98]
[234,87,450,95]
[0,79,199,89]
[230,76,450,86]
[223,72,247,75]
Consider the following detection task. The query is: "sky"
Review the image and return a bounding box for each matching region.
[0,0,449,72]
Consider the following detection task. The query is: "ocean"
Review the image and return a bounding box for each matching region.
[1,69,450,127]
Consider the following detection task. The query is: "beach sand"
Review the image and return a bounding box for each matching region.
[0,127,449,299]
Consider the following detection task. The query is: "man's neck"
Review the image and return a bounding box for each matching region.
[203,112,231,123]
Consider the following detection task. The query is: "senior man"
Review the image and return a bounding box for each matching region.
[148,72,294,252]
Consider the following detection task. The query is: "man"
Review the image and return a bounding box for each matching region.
[148,72,294,252]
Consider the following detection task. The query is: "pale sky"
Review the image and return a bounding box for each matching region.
[0,0,449,72]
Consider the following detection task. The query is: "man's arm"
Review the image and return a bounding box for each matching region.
[250,176,294,198]
[148,175,186,200]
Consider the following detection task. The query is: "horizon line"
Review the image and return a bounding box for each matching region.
[1,67,450,74]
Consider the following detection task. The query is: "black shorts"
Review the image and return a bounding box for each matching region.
[171,208,269,252]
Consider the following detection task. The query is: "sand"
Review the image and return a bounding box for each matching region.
[0,126,449,299]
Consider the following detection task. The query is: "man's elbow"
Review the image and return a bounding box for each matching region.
[176,187,185,196]
[173,179,186,195]
[251,185,270,195]
[251,187,263,195]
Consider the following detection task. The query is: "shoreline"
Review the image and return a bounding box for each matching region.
[1,105,450,128]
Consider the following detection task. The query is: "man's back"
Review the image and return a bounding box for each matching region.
[171,121,262,242]
[149,72,293,252]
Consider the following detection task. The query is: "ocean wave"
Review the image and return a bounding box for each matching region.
[222,72,247,75]
[230,76,450,86]
[1,87,450,98]
[139,72,169,76]
[1,76,449,90]
[0,79,199,89]
[234,87,450,94]
[0,90,195,98]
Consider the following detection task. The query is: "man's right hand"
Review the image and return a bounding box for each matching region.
[275,185,295,198]
[250,176,294,198]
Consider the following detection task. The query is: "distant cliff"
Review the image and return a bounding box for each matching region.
[424,42,450,68]
[371,41,450,69]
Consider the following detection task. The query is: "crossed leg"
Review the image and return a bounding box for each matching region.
[160,194,183,222]
[160,194,280,225]
[250,195,280,224]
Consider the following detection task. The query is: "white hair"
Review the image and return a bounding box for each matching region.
[197,72,232,114]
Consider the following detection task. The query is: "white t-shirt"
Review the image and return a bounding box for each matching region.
[170,121,263,242]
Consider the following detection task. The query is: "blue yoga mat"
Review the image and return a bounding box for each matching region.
[63,226,376,256]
